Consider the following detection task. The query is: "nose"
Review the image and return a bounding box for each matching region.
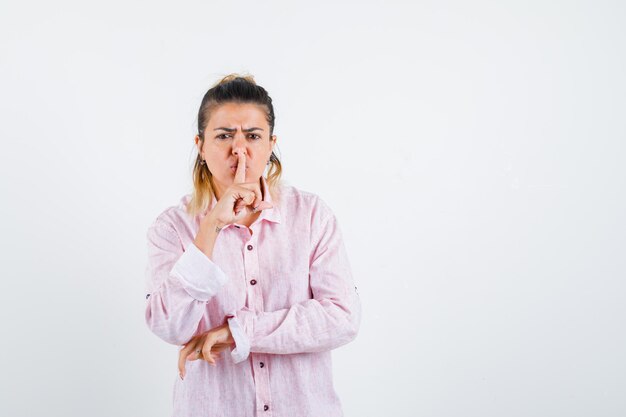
[232,146,247,158]
[232,132,248,157]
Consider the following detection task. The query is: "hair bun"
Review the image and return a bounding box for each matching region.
[215,73,257,86]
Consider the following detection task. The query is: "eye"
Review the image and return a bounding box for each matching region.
[249,134,261,140]
[216,134,231,140]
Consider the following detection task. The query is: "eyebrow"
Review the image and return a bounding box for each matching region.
[213,127,264,132]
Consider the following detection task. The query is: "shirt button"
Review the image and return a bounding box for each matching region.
[145,294,150,299]
[264,405,269,411]
[259,362,264,368]
[247,244,253,250]
[250,279,257,285]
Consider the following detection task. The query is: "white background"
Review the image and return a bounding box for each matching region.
[1,1,625,416]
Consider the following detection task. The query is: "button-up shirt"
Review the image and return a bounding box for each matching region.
[144,176,361,417]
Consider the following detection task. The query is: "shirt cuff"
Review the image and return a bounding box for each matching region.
[227,311,253,364]
[170,242,228,302]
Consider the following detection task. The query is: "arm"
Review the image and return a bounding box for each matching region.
[226,209,362,363]
[144,219,228,346]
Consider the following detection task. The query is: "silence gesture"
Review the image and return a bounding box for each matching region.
[206,151,273,228]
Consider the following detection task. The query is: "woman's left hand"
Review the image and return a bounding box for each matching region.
[178,323,235,379]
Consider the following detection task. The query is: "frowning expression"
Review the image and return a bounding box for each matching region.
[195,102,276,199]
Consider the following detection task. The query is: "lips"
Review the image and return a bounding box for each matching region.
[230,164,249,169]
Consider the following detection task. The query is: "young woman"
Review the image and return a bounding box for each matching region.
[144,74,361,417]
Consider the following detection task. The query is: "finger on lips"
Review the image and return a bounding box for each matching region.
[234,152,246,184]
[233,152,275,213]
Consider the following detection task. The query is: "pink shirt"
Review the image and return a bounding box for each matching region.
[144,176,361,417]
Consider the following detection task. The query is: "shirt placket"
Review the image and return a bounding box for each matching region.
[242,226,273,416]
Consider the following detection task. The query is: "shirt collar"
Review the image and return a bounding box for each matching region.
[256,175,281,225]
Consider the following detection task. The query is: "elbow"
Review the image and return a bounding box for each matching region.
[344,304,361,343]
[144,302,190,346]
[329,313,359,350]
[337,283,362,344]
[332,296,361,346]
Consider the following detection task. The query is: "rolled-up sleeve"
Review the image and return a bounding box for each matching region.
[144,219,228,346]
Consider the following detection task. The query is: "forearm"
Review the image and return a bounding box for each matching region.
[250,299,360,353]
[226,289,361,362]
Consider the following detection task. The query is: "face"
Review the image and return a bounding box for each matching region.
[195,102,277,199]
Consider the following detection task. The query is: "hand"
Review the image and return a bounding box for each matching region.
[206,152,273,228]
[178,323,235,380]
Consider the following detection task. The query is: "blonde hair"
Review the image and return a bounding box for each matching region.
[187,73,283,218]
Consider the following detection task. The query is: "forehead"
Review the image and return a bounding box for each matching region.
[208,102,268,127]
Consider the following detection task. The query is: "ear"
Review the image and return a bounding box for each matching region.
[271,135,277,150]
[195,135,203,157]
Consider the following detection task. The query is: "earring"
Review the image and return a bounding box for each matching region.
[201,159,206,165]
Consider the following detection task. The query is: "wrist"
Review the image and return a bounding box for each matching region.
[194,216,224,259]
[203,214,226,234]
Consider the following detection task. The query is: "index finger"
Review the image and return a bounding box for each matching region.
[234,152,246,184]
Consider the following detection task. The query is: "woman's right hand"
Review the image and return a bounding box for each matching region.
[205,152,273,228]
